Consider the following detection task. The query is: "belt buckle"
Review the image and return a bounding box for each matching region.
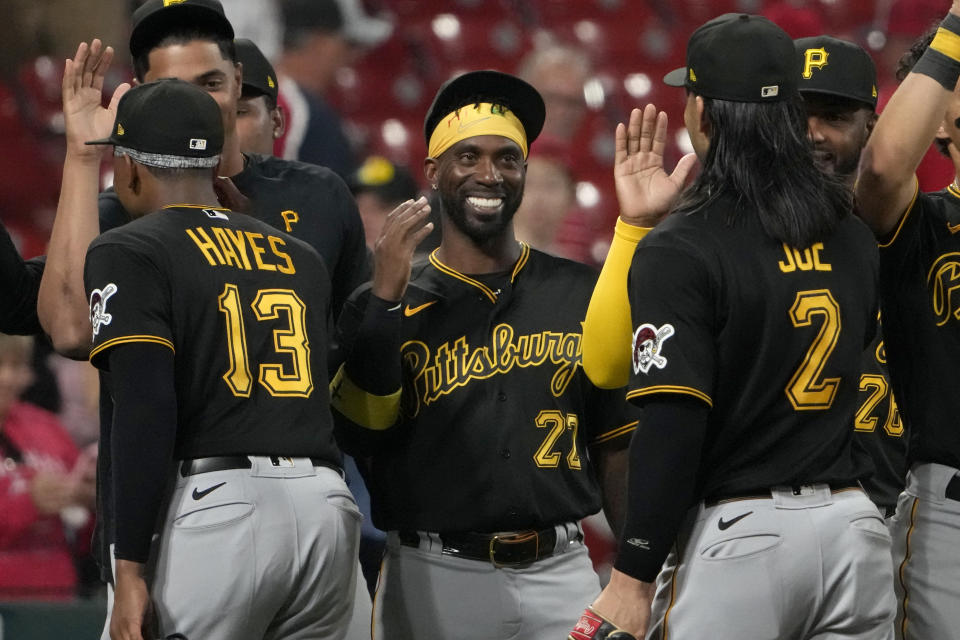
[488,531,538,568]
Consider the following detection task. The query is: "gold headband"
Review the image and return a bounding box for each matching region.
[427,103,528,159]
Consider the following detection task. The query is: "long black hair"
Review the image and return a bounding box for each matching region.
[674,93,851,249]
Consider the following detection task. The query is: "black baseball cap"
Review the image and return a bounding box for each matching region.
[349,156,419,206]
[664,14,798,102]
[795,36,878,109]
[86,79,223,167]
[423,70,545,146]
[235,38,278,103]
[130,0,235,59]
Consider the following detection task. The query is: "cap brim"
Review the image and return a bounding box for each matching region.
[797,87,877,109]
[663,67,687,87]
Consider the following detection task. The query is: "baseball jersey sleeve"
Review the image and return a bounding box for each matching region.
[0,221,43,335]
[84,240,173,369]
[626,243,715,408]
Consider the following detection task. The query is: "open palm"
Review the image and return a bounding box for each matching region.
[614,104,697,227]
[62,39,130,154]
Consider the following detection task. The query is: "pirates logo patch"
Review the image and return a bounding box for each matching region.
[632,323,675,374]
[89,283,118,338]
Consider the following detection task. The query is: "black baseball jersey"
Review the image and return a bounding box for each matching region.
[878,185,960,470]
[336,245,635,533]
[91,152,365,580]
[626,195,878,499]
[852,325,906,512]
[84,205,339,462]
[99,152,369,318]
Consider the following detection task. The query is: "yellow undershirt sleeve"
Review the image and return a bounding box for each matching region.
[581,218,651,389]
[329,365,402,431]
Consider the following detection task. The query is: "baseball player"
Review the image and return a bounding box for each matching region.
[234,37,285,157]
[573,14,893,639]
[330,70,635,640]
[854,2,960,637]
[35,0,368,615]
[76,77,359,639]
[795,35,907,518]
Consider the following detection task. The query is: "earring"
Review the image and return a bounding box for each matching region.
[431,184,438,190]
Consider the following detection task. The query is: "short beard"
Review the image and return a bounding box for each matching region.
[439,190,523,245]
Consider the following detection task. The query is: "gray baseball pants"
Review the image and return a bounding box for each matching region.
[647,485,895,640]
[891,462,960,640]
[372,522,599,640]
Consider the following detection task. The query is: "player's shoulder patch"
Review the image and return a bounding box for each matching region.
[632,322,675,374]
[89,283,118,337]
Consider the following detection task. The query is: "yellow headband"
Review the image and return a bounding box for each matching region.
[427,103,529,159]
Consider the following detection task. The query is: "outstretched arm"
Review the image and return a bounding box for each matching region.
[582,105,696,388]
[38,40,129,358]
[856,2,960,237]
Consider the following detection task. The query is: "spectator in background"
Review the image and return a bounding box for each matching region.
[235,37,285,157]
[0,333,96,600]
[516,43,591,150]
[275,0,392,177]
[513,152,578,256]
[348,155,420,248]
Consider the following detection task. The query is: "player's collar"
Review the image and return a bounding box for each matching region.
[428,242,530,303]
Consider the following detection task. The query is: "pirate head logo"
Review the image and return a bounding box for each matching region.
[632,322,675,375]
[89,283,118,338]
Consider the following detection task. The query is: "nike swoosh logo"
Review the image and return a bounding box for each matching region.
[717,511,753,530]
[457,116,492,133]
[192,482,226,500]
[404,301,437,317]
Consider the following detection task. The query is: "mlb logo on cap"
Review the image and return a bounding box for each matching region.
[190,138,208,150]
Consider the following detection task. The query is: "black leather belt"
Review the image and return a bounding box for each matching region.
[946,475,960,501]
[397,527,579,567]
[705,482,861,507]
[179,455,341,477]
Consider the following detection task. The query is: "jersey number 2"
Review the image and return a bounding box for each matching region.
[786,289,841,411]
[218,284,313,398]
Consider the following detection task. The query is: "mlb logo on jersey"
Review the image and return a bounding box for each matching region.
[632,322,674,375]
[189,138,208,150]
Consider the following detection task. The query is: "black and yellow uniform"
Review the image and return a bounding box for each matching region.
[91,152,366,583]
[625,194,877,501]
[882,185,960,640]
[99,152,369,317]
[85,205,339,463]
[853,328,906,514]
[334,246,634,533]
[879,185,960,469]
[85,204,360,638]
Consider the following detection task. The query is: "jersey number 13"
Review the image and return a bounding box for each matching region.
[218,283,314,398]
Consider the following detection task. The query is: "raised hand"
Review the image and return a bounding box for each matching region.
[62,39,130,156]
[372,197,433,301]
[614,104,697,227]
